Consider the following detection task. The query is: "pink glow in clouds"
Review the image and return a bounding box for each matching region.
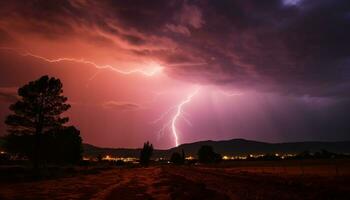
[1,0,350,148]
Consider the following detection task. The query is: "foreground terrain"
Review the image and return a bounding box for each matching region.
[0,160,350,200]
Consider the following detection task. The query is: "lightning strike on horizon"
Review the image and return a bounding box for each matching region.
[153,87,243,147]
[152,87,199,146]
[1,47,243,148]
[171,88,200,146]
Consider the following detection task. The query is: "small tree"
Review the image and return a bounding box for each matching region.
[5,75,76,167]
[139,141,153,166]
[170,149,185,164]
[170,152,182,164]
[197,145,222,163]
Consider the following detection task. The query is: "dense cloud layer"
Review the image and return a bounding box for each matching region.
[1,0,349,96]
[0,0,350,147]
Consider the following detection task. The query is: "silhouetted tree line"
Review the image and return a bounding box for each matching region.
[136,143,350,166]
[295,150,349,160]
[3,75,82,167]
[244,150,350,161]
[138,144,222,165]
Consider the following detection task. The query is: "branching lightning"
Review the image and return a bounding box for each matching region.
[171,88,200,146]
[0,47,163,76]
[1,47,244,148]
[152,87,200,147]
[0,47,207,78]
[153,87,243,147]
[22,52,163,76]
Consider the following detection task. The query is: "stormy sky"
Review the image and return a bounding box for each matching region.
[0,0,349,148]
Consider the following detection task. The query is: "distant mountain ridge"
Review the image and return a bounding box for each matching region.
[83,139,350,158]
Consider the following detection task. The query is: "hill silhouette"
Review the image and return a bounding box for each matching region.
[83,138,350,159]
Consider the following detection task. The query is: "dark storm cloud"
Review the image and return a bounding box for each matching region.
[0,0,350,97]
[0,0,150,45]
[0,29,16,45]
[176,0,350,97]
[259,94,350,141]
[0,0,80,39]
[105,0,183,32]
[97,0,350,97]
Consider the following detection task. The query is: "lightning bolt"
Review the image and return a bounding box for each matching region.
[151,87,199,146]
[22,52,163,76]
[171,88,200,146]
[0,47,162,76]
[2,47,243,148]
[0,47,207,77]
[153,87,242,147]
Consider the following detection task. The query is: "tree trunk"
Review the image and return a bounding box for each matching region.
[34,95,44,173]
[33,124,42,173]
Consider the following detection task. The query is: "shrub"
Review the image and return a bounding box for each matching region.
[139,141,153,166]
[197,145,222,163]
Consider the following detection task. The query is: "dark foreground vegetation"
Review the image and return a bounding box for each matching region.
[2,76,82,168]
[1,140,350,199]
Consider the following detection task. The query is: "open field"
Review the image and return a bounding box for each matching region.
[0,160,350,200]
[203,159,350,176]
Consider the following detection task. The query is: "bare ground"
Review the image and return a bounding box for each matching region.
[0,164,349,200]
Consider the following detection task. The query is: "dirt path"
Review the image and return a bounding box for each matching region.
[96,167,167,200]
[98,166,228,200]
[0,166,230,200]
[0,167,167,200]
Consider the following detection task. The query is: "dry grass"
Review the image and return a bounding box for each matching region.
[0,160,349,200]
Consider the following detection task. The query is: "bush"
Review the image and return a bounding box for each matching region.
[197,145,222,163]
[170,151,185,164]
[115,160,125,166]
